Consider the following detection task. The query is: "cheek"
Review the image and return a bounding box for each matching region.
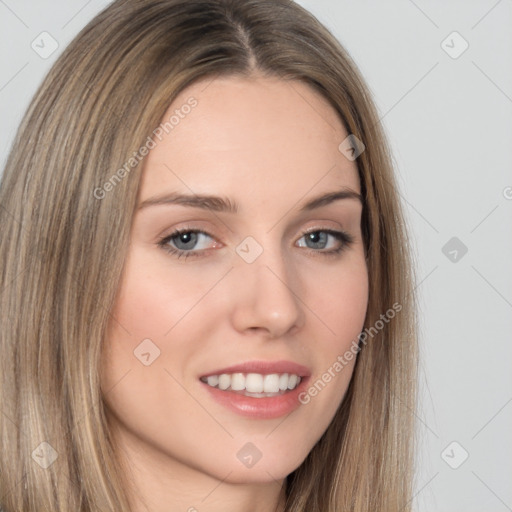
[101,247,230,405]
[310,255,369,343]
[109,250,212,340]
[304,256,368,391]
[100,250,192,394]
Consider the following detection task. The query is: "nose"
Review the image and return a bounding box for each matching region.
[228,245,305,339]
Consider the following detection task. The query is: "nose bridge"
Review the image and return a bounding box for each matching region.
[230,234,305,336]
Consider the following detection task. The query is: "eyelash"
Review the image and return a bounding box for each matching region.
[157,227,355,260]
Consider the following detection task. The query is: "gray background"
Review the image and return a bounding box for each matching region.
[1,1,511,510]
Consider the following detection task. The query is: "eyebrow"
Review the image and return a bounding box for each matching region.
[137,188,363,213]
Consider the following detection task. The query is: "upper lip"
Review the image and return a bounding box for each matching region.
[200,360,311,378]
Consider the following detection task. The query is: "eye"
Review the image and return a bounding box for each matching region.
[157,228,218,259]
[296,228,354,256]
[157,227,354,260]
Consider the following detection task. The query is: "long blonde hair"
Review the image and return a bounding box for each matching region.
[0,0,418,510]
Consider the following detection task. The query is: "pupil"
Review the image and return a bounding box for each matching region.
[174,231,197,249]
[307,232,326,249]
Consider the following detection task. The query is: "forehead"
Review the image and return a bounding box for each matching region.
[139,75,360,204]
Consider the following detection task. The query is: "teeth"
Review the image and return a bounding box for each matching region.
[263,374,280,393]
[231,373,245,391]
[218,374,230,390]
[206,375,219,387]
[288,374,298,389]
[245,373,263,392]
[200,372,302,394]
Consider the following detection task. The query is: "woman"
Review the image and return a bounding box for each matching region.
[0,0,418,510]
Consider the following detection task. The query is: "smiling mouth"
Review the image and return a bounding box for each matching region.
[199,372,302,397]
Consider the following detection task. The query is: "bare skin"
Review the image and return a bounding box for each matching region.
[101,74,369,512]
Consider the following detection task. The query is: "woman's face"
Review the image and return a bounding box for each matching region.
[101,75,368,489]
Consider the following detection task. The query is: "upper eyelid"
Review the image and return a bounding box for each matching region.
[161,216,353,236]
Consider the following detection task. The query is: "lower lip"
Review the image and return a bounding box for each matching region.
[199,377,310,419]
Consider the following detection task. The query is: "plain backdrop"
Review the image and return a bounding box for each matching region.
[1,1,511,511]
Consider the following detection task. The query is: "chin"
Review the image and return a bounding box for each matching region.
[206,445,309,484]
